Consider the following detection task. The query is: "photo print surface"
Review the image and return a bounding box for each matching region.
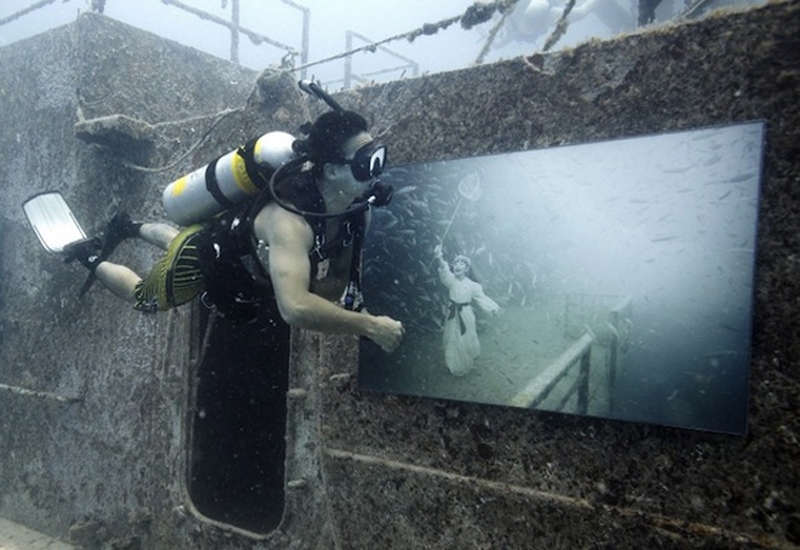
[358,121,765,434]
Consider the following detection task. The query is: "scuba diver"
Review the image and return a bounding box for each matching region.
[53,81,405,353]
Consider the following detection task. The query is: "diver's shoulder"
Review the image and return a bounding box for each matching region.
[255,200,311,240]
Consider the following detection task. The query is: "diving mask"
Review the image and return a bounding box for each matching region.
[339,143,387,182]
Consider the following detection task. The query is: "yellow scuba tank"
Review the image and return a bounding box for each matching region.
[162,131,296,225]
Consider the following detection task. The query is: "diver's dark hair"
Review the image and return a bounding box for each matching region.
[305,110,368,166]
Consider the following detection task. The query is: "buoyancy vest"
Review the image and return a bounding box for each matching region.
[197,170,368,319]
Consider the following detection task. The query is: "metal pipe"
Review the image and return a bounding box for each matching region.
[230,0,240,63]
[275,0,310,77]
[300,4,309,79]
[345,31,353,90]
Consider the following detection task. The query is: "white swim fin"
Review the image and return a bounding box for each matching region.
[22,191,88,253]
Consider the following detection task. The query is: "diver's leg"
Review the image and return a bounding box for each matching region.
[103,213,177,252]
[93,261,141,303]
[139,223,180,251]
[63,239,141,302]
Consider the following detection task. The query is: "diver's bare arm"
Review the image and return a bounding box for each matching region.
[255,206,404,351]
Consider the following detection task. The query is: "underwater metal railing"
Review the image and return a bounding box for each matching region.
[342,30,419,90]
[509,331,594,413]
[1,0,309,78]
[161,0,309,76]
[605,296,632,413]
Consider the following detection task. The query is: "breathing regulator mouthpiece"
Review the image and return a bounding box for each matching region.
[367,180,393,207]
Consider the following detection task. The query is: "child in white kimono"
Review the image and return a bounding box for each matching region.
[433,245,501,376]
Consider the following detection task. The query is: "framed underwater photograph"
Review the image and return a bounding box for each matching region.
[358,121,765,435]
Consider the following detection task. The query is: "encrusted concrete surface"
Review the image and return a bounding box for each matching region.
[0,13,263,549]
[0,3,798,549]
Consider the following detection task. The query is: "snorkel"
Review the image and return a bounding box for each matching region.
[298,79,345,112]
[266,80,393,219]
